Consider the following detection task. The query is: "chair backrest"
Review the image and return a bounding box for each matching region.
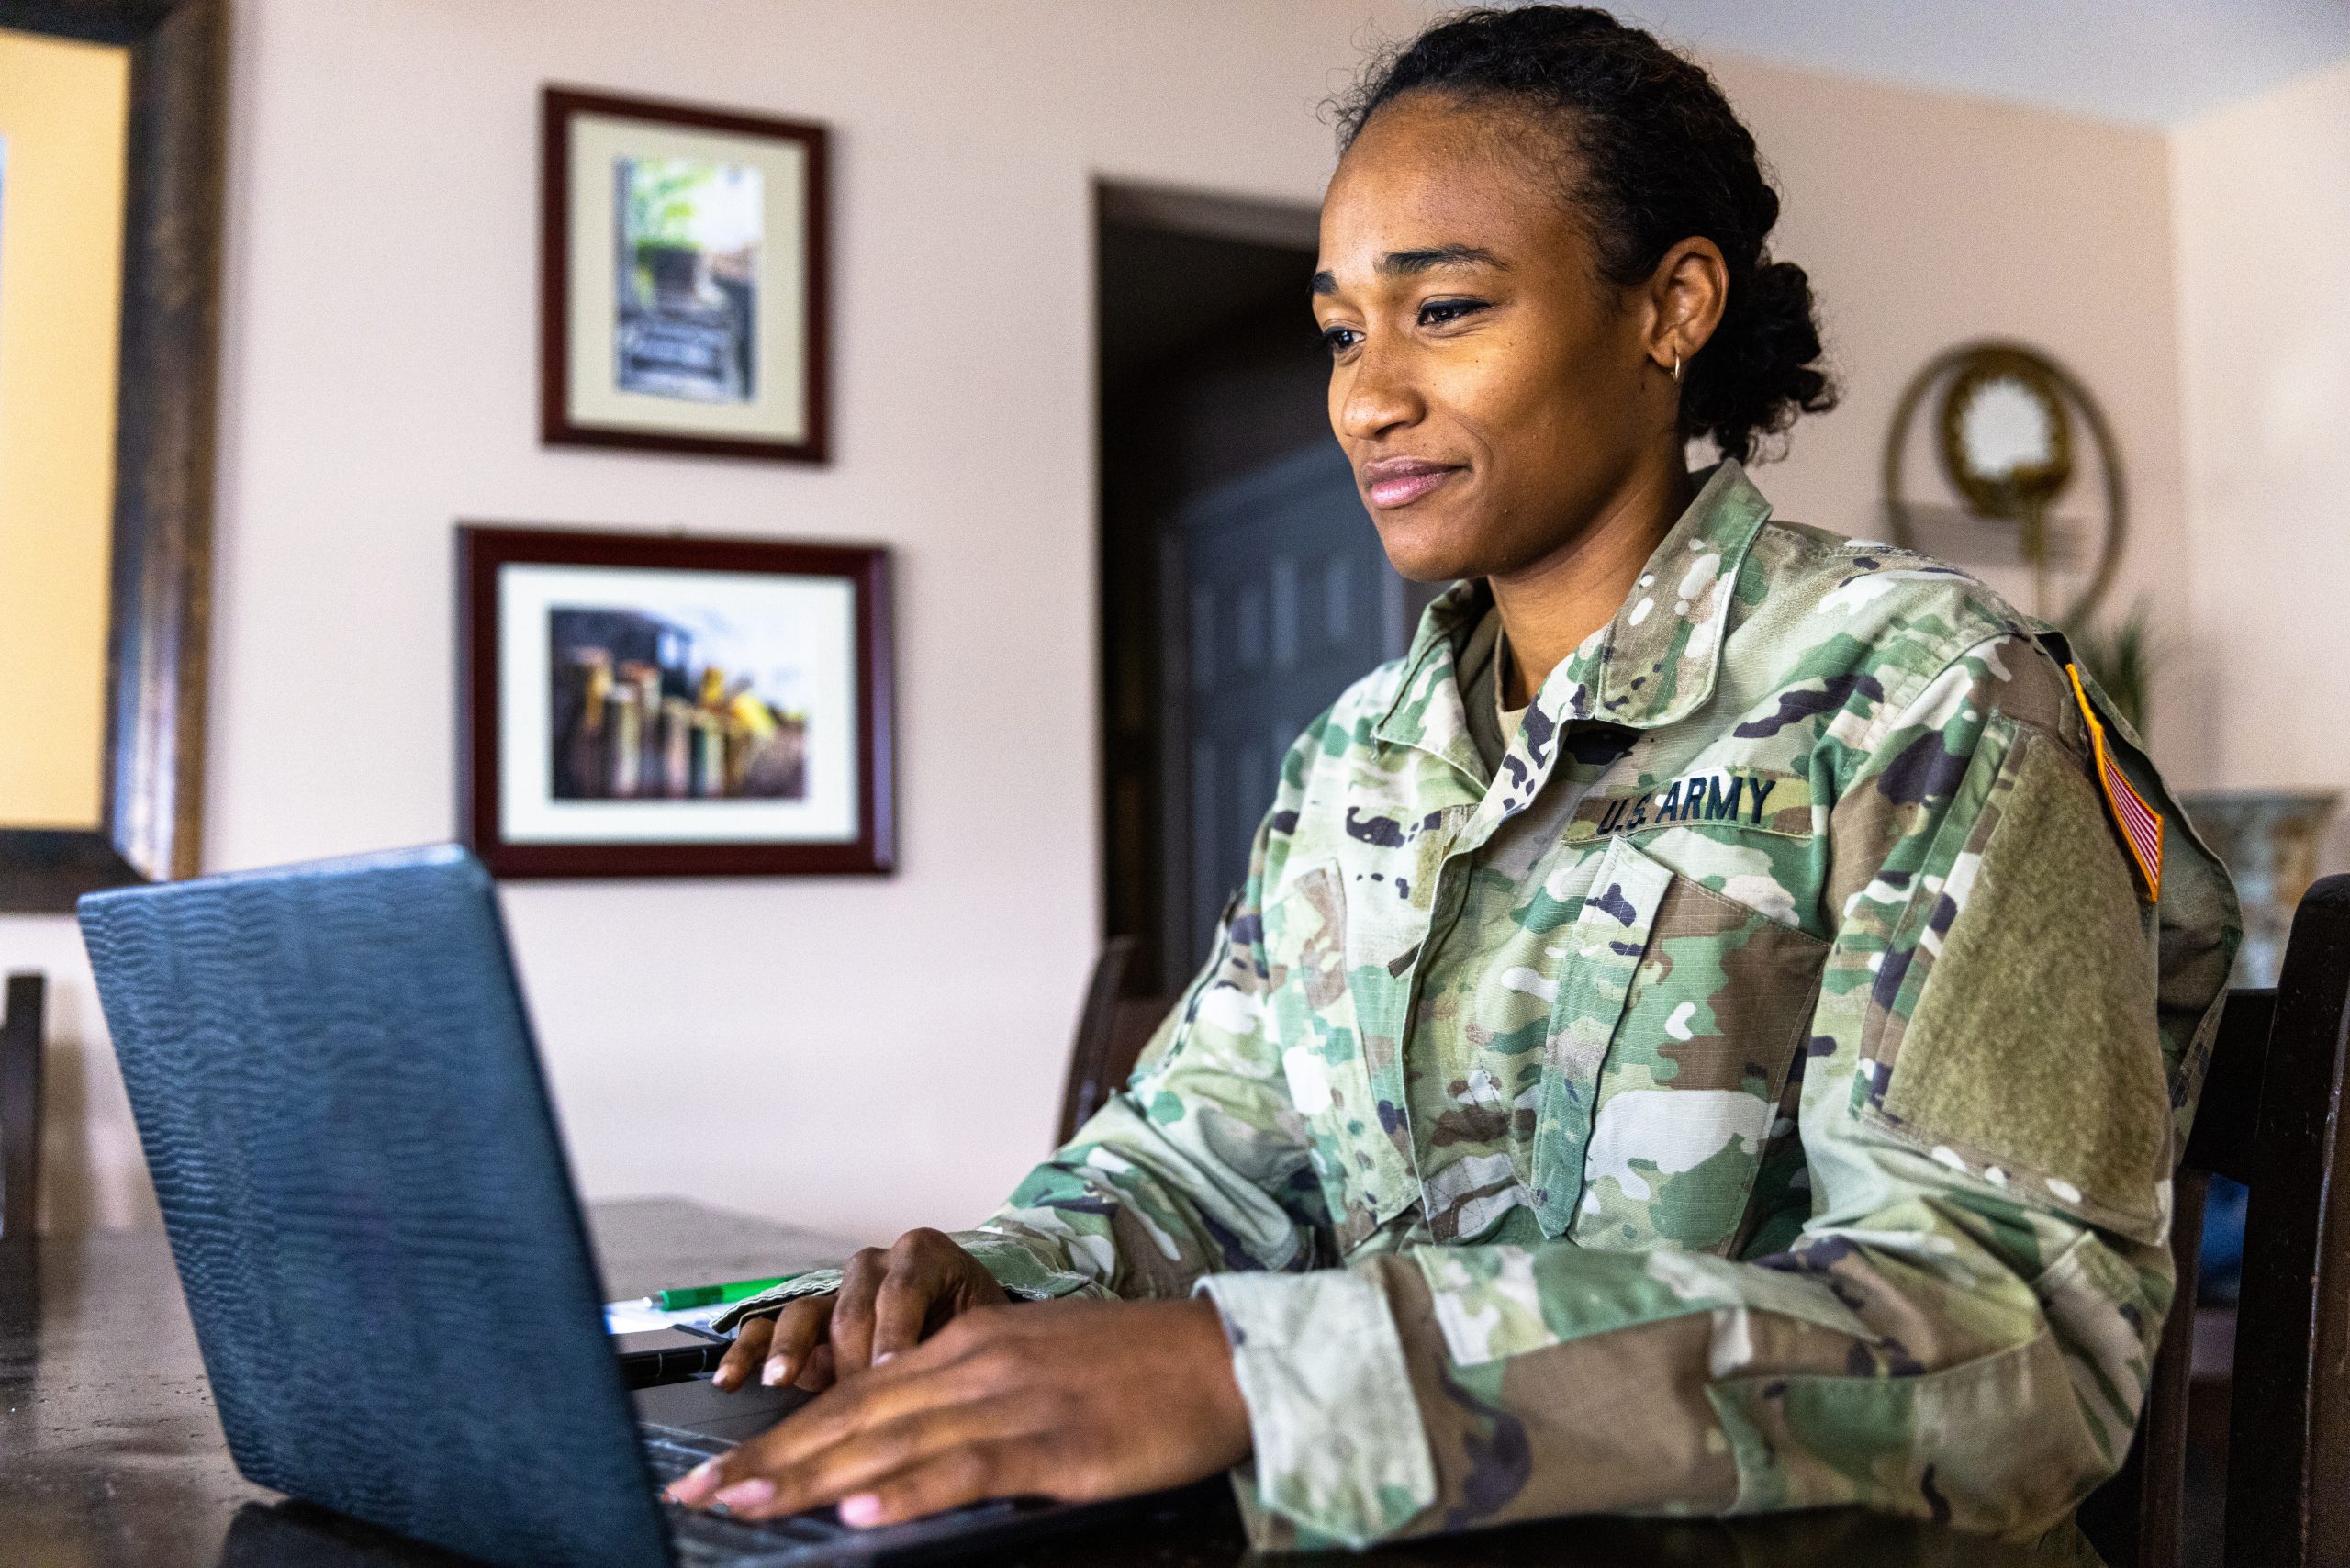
[1,971,43,1241]
[2215,874,2350,1567]
[1057,937,1177,1147]
[2083,873,2350,1568]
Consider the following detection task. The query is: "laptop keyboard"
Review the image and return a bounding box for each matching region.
[642,1422,857,1564]
[641,1420,1042,1565]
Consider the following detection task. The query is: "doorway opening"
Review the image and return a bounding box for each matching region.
[1095,181,1431,994]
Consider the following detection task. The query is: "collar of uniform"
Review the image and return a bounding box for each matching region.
[1371,462,1771,759]
[1585,459,1773,730]
[1371,577,1494,780]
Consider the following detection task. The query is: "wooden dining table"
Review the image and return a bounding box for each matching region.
[0,1196,2108,1566]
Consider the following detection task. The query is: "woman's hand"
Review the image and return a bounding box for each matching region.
[670,1296,1250,1528]
[711,1228,1011,1393]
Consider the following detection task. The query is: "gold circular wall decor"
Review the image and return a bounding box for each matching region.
[1938,347,2073,514]
[1882,340,2125,625]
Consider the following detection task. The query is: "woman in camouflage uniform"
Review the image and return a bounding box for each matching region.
[673,6,2237,1548]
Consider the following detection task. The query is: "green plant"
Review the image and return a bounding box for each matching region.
[2062,602,2159,738]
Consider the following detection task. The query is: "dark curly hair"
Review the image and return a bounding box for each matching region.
[1334,6,1837,463]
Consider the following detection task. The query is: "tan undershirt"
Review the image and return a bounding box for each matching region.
[1458,606,1528,775]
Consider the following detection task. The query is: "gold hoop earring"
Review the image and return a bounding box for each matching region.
[1673,353,1683,384]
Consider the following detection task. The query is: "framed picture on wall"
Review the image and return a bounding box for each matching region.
[457,526,893,877]
[540,86,830,462]
[0,0,226,912]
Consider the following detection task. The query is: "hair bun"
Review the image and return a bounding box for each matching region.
[1684,255,1834,463]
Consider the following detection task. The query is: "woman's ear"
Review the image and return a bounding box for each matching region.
[1644,237,1729,375]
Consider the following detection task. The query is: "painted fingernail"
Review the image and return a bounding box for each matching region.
[872,1350,895,1366]
[667,1462,718,1503]
[840,1494,883,1527]
[761,1357,789,1386]
[716,1479,776,1510]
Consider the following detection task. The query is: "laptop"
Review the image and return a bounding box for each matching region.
[80,845,1194,1568]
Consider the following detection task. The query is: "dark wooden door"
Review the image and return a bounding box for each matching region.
[1162,441,1424,980]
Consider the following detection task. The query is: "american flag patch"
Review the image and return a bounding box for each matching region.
[2066,664,2163,902]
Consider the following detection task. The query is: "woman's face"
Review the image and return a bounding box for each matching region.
[1315,94,1677,583]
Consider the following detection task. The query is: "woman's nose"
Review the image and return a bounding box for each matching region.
[1338,340,1424,442]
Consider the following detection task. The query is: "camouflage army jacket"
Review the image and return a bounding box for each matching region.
[725,462,2239,1550]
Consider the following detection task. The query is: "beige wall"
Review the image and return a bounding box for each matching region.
[0,0,2199,1240]
[1707,57,2191,742]
[0,29,129,830]
[2171,58,2350,834]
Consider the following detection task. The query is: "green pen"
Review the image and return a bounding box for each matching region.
[644,1272,807,1312]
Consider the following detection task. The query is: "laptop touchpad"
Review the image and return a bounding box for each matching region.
[633,1376,810,1441]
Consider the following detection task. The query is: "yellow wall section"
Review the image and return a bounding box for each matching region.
[0,29,129,830]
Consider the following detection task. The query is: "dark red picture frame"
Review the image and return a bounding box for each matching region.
[457,525,893,878]
[540,85,832,463]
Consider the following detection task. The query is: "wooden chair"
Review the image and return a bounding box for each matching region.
[1057,936,1177,1146]
[2081,874,2350,1568]
[2,971,44,1241]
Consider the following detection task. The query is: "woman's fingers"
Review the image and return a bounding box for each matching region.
[692,1366,1048,1521]
[867,1248,946,1365]
[794,1341,836,1393]
[730,1231,990,1395]
[672,1297,1247,1527]
[861,1228,976,1369]
[827,1249,890,1374]
[835,1439,1046,1529]
[715,1407,1006,1520]
[760,1295,835,1388]
[671,1319,998,1508]
[711,1294,838,1393]
[711,1316,773,1393]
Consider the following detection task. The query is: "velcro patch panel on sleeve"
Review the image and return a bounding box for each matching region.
[1568,767,1813,844]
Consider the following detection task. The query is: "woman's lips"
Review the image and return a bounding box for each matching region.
[1361,460,1461,510]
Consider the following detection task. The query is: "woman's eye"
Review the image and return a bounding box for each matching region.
[1319,324,1362,357]
[1417,297,1487,329]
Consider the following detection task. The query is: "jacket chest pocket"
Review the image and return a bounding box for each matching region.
[1532,835,1828,1253]
[1262,864,1416,1252]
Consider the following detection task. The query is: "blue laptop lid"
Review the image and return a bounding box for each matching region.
[81,845,670,1568]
